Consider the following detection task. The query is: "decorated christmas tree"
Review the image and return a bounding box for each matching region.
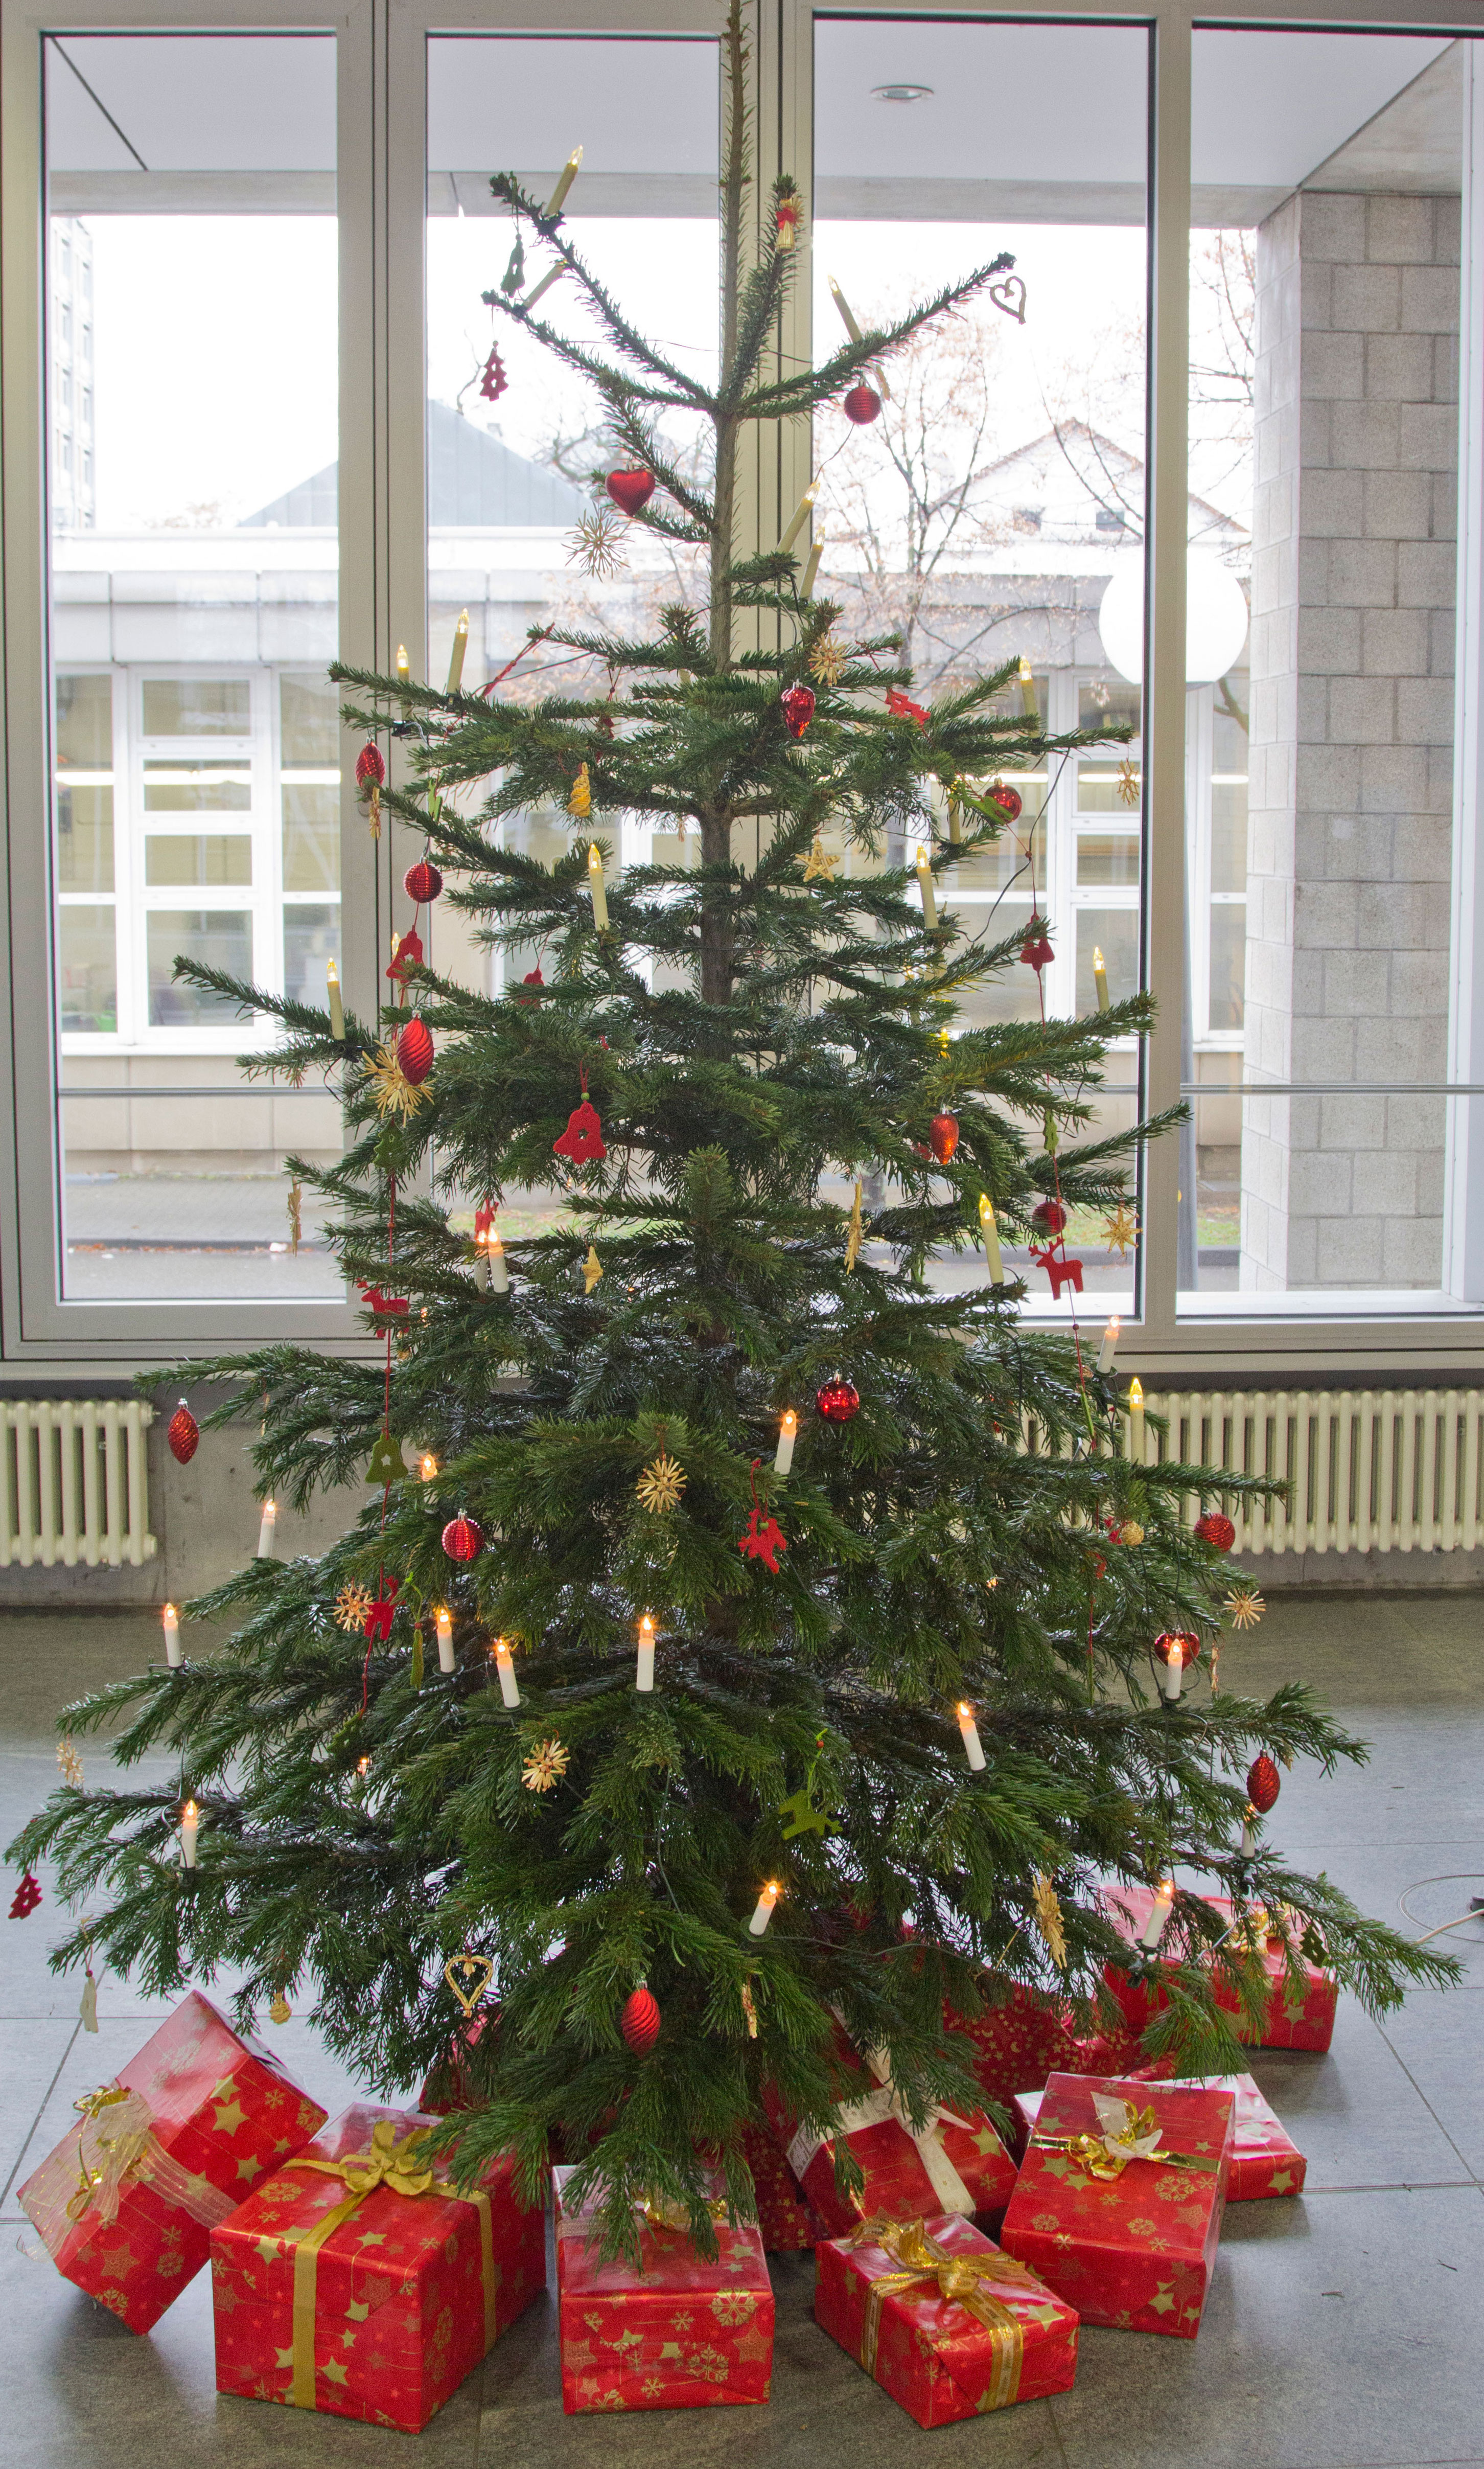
[14,2,1452,2254]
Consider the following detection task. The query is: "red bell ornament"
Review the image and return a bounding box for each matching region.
[404,860,443,904]
[1195,1510,1236,1551]
[843,384,882,425]
[397,1018,434,1086]
[442,1514,484,1564]
[781,685,816,740]
[1247,1753,1282,1814]
[816,1376,861,1425]
[167,1400,200,1466]
[606,468,655,517]
[620,1984,661,2054]
[1029,1197,1067,1239]
[552,1073,607,1165]
[929,1112,960,1164]
[1020,930,1055,972]
[986,781,1022,822]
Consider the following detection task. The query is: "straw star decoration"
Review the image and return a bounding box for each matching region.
[567,507,628,581]
[1226,1588,1265,1629]
[1102,1201,1140,1259]
[636,1453,687,1515]
[808,636,845,687]
[364,1039,429,1123]
[56,1738,84,1789]
[803,834,840,882]
[522,1739,570,1793]
[1032,1871,1068,1971]
[333,1583,374,1633]
[844,1178,864,1273]
[1117,759,1141,809]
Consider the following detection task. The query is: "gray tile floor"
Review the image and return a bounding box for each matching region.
[2,1596,1481,2467]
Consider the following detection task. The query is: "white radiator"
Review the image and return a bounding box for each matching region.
[0,1399,156,1568]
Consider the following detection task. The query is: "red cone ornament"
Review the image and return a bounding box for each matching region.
[167,1400,200,1466]
[843,384,882,425]
[986,781,1022,822]
[1029,1198,1068,1239]
[605,468,655,517]
[929,1112,960,1164]
[397,1018,434,1085]
[780,685,816,740]
[1195,1511,1236,1551]
[442,1515,484,1564]
[816,1376,861,1425]
[404,860,443,904]
[354,744,386,793]
[1247,1753,1282,1814]
[620,1984,661,2054]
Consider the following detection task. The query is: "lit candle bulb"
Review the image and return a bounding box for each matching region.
[493,1635,521,1709]
[396,645,410,683]
[488,1229,509,1294]
[257,1499,277,1560]
[1017,656,1038,722]
[1140,1878,1176,1949]
[1156,1635,1186,1703]
[161,1602,181,1668]
[356,1755,372,1779]
[775,1409,798,1477]
[957,1702,986,1771]
[636,1612,656,1694]
[800,538,824,600]
[1127,1376,1145,1461]
[947,783,963,845]
[915,845,938,929]
[327,958,345,1040]
[473,1239,490,1292]
[978,1193,1004,1285]
[420,1452,437,1481]
[588,843,609,932]
[1093,945,1110,1013]
[180,1799,199,1869]
[1098,1313,1120,1375]
[748,1880,780,1937]
[543,144,583,218]
[1240,1801,1259,1857]
[446,608,469,694]
[778,480,819,555]
[435,1606,454,1673]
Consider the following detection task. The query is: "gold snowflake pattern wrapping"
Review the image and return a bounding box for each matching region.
[523,1738,570,1793]
[56,1738,84,1789]
[844,1178,864,1274]
[808,636,845,687]
[803,834,841,882]
[1032,1871,1068,1971]
[1117,758,1141,809]
[637,1453,687,1515]
[1102,1201,1139,1259]
[364,1038,430,1123]
[334,1583,374,1633]
[567,507,628,581]
[1226,1587,1265,1629]
[740,1980,759,2039]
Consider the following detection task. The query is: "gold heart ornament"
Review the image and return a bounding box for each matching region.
[443,1951,495,2018]
[990,274,1028,325]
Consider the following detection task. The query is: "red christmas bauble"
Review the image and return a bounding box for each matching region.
[620,1984,661,2054]
[816,1376,861,1425]
[398,1018,434,1085]
[404,860,443,904]
[167,1401,200,1466]
[1194,1511,1236,1552]
[355,742,385,790]
[606,468,655,517]
[1155,1630,1201,1671]
[1029,1198,1067,1238]
[843,384,882,425]
[1247,1753,1281,1814]
[986,780,1022,821]
[780,685,816,740]
[442,1515,484,1564]
[930,1112,960,1164]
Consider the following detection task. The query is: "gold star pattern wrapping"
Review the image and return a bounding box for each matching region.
[844,1178,864,1273]
[1031,1871,1068,1971]
[56,1738,84,1789]
[583,1244,604,1294]
[364,1038,430,1123]
[523,1738,570,1793]
[569,762,592,821]
[636,1453,687,1515]
[808,636,845,687]
[567,506,627,580]
[1226,1587,1265,1629]
[1102,1201,1140,1259]
[333,1583,374,1633]
[1117,758,1141,809]
[803,833,840,882]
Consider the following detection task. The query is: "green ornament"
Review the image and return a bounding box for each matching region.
[366,1431,406,1485]
[410,1627,424,1690]
[778,1784,838,1841]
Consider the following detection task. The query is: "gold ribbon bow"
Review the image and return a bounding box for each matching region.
[21,2082,239,2239]
[1030,2093,1214,2182]
[849,2214,1041,2408]
[284,2121,496,2409]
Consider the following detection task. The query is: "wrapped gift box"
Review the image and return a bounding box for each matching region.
[212,2105,544,2433]
[553,2164,774,2412]
[949,1987,1145,2113]
[739,2117,829,2253]
[19,1989,328,2334]
[1013,2072,1305,2201]
[1001,2073,1234,2338]
[766,2037,1017,2238]
[1103,1886,1337,2052]
[815,2212,1079,2426]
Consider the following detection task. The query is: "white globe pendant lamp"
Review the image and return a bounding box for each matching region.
[1097,548,1248,687]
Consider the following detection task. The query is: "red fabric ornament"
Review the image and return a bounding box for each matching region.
[605,468,656,517]
[167,1400,200,1466]
[929,1112,960,1164]
[479,346,508,402]
[1247,1753,1282,1814]
[1030,1198,1067,1238]
[780,685,816,740]
[405,860,443,904]
[738,1458,787,1573]
[8,1868,41,1918]
[1155,1631,1201,1671]
[397,1017,434,1085]
[886,688,930,728]
[362,1580,401,1644]
[843,384,882,425]
[442,1515,484,1564]
[620,1985,661,2054]
[357,1283,409,1318]
[1044,1255,1083,1301]
[386,928,424,990]
[1195,1511,1236,1551]
[816,1376,861,1425]
[552,1068,607,1165]
[1019,930,1055,971]
[986,781,1023,822]
[774,201,799,248]
[516,967,545,1005]
[355,743,385,793]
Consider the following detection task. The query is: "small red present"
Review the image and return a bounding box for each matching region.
[1104,1886,1337,2052]
[1125,2070,1305,2199]
[553,2164,774,2412]
[949,1986,1079,2109]
[19,1989,328,2334]
[768,2040,1017,2237]
[1001,2073,1234,2338]
[211,2106,544,2432]
[815,2211,1078,2424]
[739,2116,829,2252]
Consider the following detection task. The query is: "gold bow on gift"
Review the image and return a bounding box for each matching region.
[1031,2092,1212,2182]
[34,2083,236,2238]
[849,2215,1042,2408]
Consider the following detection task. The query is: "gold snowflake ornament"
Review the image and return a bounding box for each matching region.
[334,1583,374,1633]
[57,1738,84,1789]
[1226,1588,1265,1629]
[523,1738,570,1793]
[1032,1870,1068,1971]
[637,1453,687,1515]
[808,636,845,687]
[567,507,628,581]
[1117,758,1141,809]
[1102,1201,1140,1259]
[364,1039,429,1123]
[803,834,841,882]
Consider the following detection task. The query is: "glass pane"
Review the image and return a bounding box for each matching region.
[147,910,252,1026]
[1209,902,1246,1033]
[283,785,339,893]
[57,784,113,892]
[1076,908,1138,1015]
[284,901,338,1005]
[59,905,117,1032]
[56,673,112,767]
[280,671,339,766]
[1076,832,1139,887]
[143,760,252,814]
[145,834,252,887]
[141,679,252,737]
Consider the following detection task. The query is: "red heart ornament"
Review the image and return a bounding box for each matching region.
[167,1401,200,1466]
[397,1017,434,1085]
[1155,1630,1201,1671]
[553,1097,607,1164]
[606,468,655,517]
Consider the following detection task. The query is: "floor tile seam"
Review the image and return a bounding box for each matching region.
[1042,2386,1076,2469]
[0,2017,79,2210]
[1295,2178,1481,2194]
[1374,2011,1479,2179]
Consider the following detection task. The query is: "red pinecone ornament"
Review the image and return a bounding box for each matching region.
[986,781,1023,821]
[167,1400,200,1466]
[816,1376,861,1425]
[605,468,655,517]
[553,1096,607,1164]
[442,1515,484,1564]
[355,743,385,792]
[397,1018,434,1085]
[405,860,443,904]
[1195,1511,1236,1551]
[780,685,816,740]
[1247,1753,1282,1814]
[930,1112,960,1164]
[843,384,882,424]
[621,1984,661,2054]
[1030,1198,1068,1238]
[9,1868,42,1918]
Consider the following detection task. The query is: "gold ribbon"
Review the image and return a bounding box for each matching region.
[1029,2094,1219,2182]
[21,2082,239,2241]
[284,2120,496,2409]
[849,2215,1040,2409]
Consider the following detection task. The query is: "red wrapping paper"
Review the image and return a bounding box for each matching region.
[1000,2072,1234,2338]
[1013,2071,1305,2201]
[949,1987,1146,2112]
[19,1990,328,2334]
[553,2165,774,2412]
[765,2036,1017,2238]
[1103,1886,1337,2051]
[815,2213,1078,2425]
[739,2117,829,2252]
[211,2105,545,2433]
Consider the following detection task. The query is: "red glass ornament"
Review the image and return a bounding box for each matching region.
[1154,1631,1201,1671]
[606,468,655,517]
[397,1018,434,1085]
[1194,1511,1236,1551]
[442,1515,484,1564]
[553,1096,607,1164]
[816,1376,861,1425]
[1247,1753,1282,1814]
[405,860,443,904]
[1029,1198,1067,1238]
[355,743,385,792]
[620,1984,661,2054]
[929,1112,960,1164]
[167,1400,200,1466]
[781,685,816,740]
[843,384,882,425]
[986,780,1022,822]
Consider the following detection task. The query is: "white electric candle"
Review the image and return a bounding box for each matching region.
[473,1241,490,1292]
[327,959,345,1040]
[544,145,583,217]
[493,1636,521,1708]
[748,1880,780,1937]
[778,481,819,554]
[1093,946,1110,1013]
[489,1231,510,1294]
[915,845,938,929]
[1159,1638,1185,1703]
[180,1800,199,1869]
[435,1606,455,1673]
[588,843,609,932]
[396,645,410,683]
[161,1602,181,1668]
[1140,1879,1176,1949]
[445,608,469,694]
[1017,656,1038,722]
[957,1702,986,1771]
[636,1613,656,1694]
[978,1194,1004,1284]
[1098,1314,1120,1375]
[1240,1804,1258,1857]
[522,263,564,313]
[775,1409,798,1477]
[800,539,824,601]
[257,1499,277,1560]
[1127,1377,1145,1461]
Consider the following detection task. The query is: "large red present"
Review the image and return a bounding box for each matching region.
[19,1989,328,2333]
[553,2164,774,2412]
[767,2039,1017,2237]
[815,2212,1078,2426]
[1000,2073,1234,2338]
[211,2106,545,2432]
[1103,1886,1337,2051]
[1013,2071,1305,2202]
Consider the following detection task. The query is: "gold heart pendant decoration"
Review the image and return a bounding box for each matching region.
[443,1951,495,2018]
[989,274,1028,325]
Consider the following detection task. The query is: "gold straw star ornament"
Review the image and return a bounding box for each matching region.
[333,1583,374,1633]
[365,1039,430,1123]
[636,1453,687,1515]
[1226,1588,1265,1629]
[522,1739,570,1793]
[583,1244,604,1294]
[1102,1201,1140,1259]
[804,834,841,882]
